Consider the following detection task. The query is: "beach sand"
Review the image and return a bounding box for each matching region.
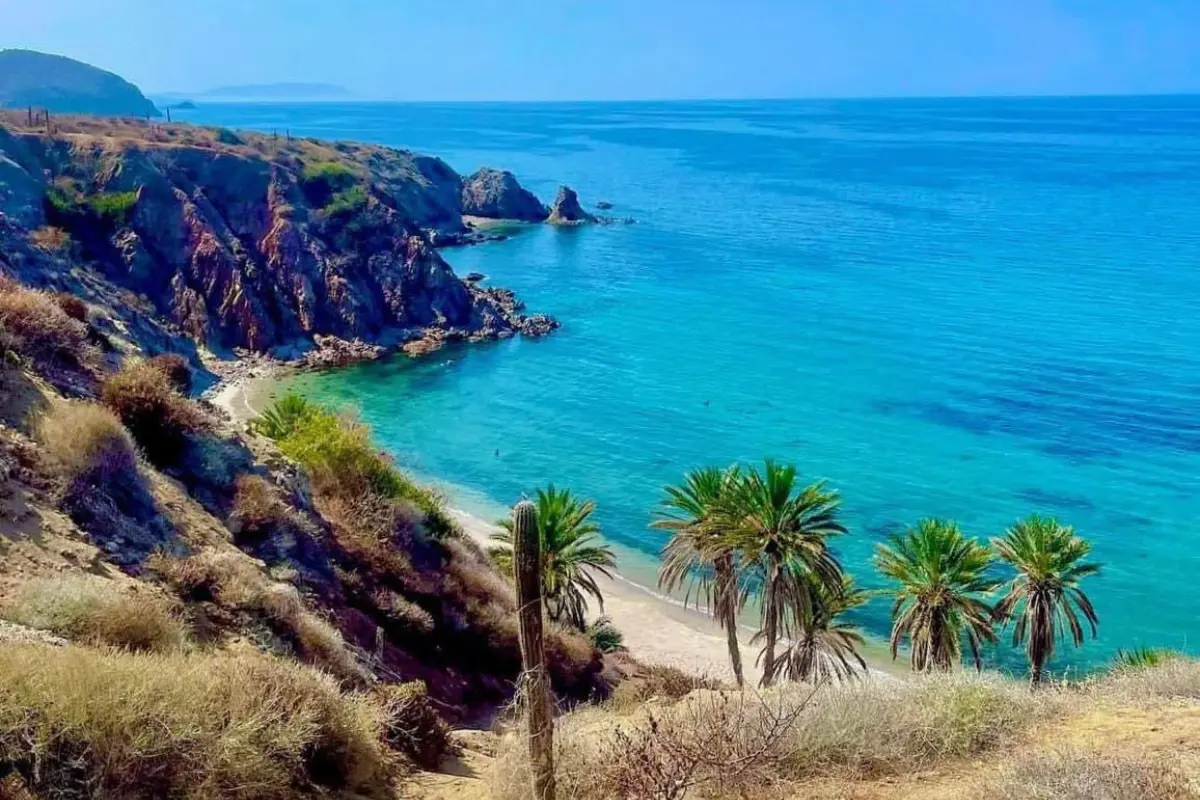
[212,373,891,684]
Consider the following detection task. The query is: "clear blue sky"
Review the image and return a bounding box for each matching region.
[3,0,1198,100]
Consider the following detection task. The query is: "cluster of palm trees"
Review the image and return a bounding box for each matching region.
[493,461,1101,688]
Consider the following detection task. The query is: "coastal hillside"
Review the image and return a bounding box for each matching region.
[0,50,160,118]
[0,112,559,358]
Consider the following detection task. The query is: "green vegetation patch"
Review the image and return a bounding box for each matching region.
[300,160,361,207]
[45,184,139,228]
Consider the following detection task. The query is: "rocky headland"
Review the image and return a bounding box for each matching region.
[0,112,569,367]
[547,184,599,225]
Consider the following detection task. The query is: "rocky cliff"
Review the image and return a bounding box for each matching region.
[547,184,598,225]
[0,112,556,357]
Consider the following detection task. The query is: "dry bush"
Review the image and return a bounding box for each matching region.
[0,644,394,799]
[52,292,88,322]
[609,664,721,711]
[1,575,186,653]
[147,352,193,393]
[0,283,91,370]
[152,550,368,686]
[780,674,1053,778]
[1092,656,1200,702]
[982,751,1195,800]
[371,588,436,634]
[377,681,456,770]
[29,226,72,253]
[229,474,292,537]
[36,400,138,490]
[101,360,208,464]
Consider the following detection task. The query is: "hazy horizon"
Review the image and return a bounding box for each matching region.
[4,1,1198,102]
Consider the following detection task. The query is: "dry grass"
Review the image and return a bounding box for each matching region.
[1089,655,1200,702]
[493,673,1058,800]
[609,664,722,712]
[1,575,187,653]
[151,549,369,686]
[36,400,138,490]
[981,750,1196,800]
[28,226,73,254]
[229,473,293,538]
[101,360,207,464]
[147,352,193,393]
[0,644,395,799]
[52,292,88,322]
[0,281,91,370]
[377,681,457,770]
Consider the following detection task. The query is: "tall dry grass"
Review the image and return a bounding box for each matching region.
[37,400,138,490]
[1,575,187,653]
[981,750,1195,800]
[0,644,394,799]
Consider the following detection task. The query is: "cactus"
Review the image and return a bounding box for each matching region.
[513,499,555,800]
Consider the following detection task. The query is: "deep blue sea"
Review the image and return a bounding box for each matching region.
[190,98,1200,671]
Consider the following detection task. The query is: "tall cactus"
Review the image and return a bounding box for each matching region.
[513,499,555,800]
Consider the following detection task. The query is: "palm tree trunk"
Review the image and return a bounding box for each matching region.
[1030,657,1043,687]
[761,561,780,687]
[715,554,744,688]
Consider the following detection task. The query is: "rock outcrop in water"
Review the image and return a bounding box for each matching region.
[460,167,549,221]
[547,185,597,225]
[0,113,558,359]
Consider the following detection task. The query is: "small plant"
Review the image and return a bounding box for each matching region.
[587,616,625,653]
[301,160,359,206]
[1,575,187,653]
[250,392,315,439]
[147,353,193,394]
[1113,646,1179,672]
[37,400,138,491]
[101,361,207,465]
[323,185,369,217]
[29,226,73,253]
[52,292,89,322]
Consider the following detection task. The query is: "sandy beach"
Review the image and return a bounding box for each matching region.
[213,373,889,684]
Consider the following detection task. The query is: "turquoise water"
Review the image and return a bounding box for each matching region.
[193,98,1200,670]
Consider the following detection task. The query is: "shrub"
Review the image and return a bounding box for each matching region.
[1096,655,1200,701]
[44,187,138,228]
[1112,646,1181,673]
[87,191,139,225]
[147,352,193,393]
[262,400,454,537]
[1,575,186,653]
[588,616,625,654]
[229,474,290,537]
[29,226,72,253]
[0,283,91,369]
[52,291,89,321]
[151,550,368,686]
[0,645,394,799]
[609,664,718,710]
[982,751,1194,800]
[377,681,456,770]
[36,400,138,491]
[101,361,207,465]
[324,185,369,217]
[248,392,314,439]
[214,127,243,145]
[301,160,359,206]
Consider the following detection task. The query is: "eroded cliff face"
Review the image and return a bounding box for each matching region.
[0,117,556,355]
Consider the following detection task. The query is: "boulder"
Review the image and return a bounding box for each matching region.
[461,168,548,221]
[595,201,613,210]
[547,185,597,226]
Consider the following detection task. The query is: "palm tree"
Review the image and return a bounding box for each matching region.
[875,519,998,673]
[782,573,869,684]
[653,465,747,687]
[491,486,617,630]
[992,515,1100,686]
[726,461,846,687]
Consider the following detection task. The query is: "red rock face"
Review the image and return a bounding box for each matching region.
[0,128,557,355]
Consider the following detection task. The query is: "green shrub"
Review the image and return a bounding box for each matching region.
[101,361,208,465]
[256,397,453,537]
[301,160,359,206]
[587,616,625,654]
[87,191,139,225]
[45,187,138,228]
[0,645,394,799]
[324,185,369,217]
[1,575,186,653]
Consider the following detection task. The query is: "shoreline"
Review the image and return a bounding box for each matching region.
[212,369,898,683]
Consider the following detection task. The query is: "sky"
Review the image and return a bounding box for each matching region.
[1,0,1198,101]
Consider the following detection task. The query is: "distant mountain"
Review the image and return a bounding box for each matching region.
[193,83,356,101]
[0,49,159,117]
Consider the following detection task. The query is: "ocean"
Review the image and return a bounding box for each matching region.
[190,97,1200,672]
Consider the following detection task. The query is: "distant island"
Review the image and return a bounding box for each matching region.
[160,82,357,102]
[0,49,159,117]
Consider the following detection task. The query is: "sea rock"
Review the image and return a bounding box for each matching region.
[301,335,387,369]
[547,185,597,225]
[465,272,486,283]
[596,201,614,210]
[461,168,548,221]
